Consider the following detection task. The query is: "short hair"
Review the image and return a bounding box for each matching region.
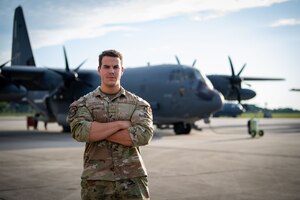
[98,49,123,67]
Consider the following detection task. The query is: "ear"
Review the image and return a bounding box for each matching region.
[97,66,101,76]
[121,66,125,75]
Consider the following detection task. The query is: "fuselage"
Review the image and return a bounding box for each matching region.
[1,64,224,129]
[122,64,224,125]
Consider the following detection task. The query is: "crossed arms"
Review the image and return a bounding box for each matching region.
[69,99,153,147]
[89,120,133,146]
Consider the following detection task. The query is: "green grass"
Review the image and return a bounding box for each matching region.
[240,112,300,118]
[0,113,33,117]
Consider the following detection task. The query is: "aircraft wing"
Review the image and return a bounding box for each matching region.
[242,77,285,81]
[207,75,285,81]
[1,66,62,91]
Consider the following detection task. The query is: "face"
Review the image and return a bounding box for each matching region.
[98,56,124,93]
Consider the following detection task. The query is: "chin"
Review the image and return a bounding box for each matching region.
[106,82,119,87]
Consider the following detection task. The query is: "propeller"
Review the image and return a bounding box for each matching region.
[226,56,284,103]
[62,46,87,83]
[227,56,247,103]
[50,46,91,93]
[46,46,94,101]
[175,56,197,67]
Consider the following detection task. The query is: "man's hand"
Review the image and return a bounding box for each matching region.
[106,128,133,146]
[118,121,132,130]
[105,121,133,146]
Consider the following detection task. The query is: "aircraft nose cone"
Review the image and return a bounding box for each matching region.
[211,89,224,113]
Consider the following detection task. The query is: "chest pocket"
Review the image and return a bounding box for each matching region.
[117,103,136,121]
[91,103,108,122]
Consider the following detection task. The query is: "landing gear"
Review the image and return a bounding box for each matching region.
[174,122,191,135]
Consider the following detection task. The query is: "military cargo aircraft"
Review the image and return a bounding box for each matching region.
[1,6,284,134]
[0,6,224,134]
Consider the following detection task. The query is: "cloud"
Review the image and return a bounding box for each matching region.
[19,0,288,48]
[270,18,300,27]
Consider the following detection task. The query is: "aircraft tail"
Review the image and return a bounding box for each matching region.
[11,6,36,66]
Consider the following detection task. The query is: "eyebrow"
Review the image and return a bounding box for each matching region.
[102,64,120,68]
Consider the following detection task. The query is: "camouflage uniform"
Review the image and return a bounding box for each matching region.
[68,86,153,200]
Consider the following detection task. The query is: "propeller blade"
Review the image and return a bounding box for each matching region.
[63,46,70,72]
[237,63,246,76]
[75,59,87,72]
[0,60,11,69]
[235,87,241,103]
[238,94,241,103]
[244,82,252,87]
[0,53,21,69]
[192,59,197,67]
[175,55,181,65]
[228,56,235,76]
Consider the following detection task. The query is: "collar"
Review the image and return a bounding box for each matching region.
[93,86,126,99]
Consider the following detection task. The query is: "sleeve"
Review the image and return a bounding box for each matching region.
[68,99,93,142]
[128,98,154,147]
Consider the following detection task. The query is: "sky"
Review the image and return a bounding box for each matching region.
[0,0,300,110]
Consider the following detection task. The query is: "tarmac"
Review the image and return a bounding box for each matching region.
[0,117,300,200]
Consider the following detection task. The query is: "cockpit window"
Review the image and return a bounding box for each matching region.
[169,69,197,82]
[169,70,181,81]
[194,70,204,81]
[194,69,214,89]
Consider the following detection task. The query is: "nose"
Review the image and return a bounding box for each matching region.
[109,68,115,74]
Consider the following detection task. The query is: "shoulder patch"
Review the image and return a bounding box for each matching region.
[68,106,78,119]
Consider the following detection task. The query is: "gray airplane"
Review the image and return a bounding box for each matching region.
[0,6,224,134]
[1,7,285,134]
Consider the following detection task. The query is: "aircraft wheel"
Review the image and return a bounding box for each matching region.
[251,130,256,138]
[174,123,191,135]
[258,130,264,137]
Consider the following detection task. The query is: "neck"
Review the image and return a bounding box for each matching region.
[100,85,121,94]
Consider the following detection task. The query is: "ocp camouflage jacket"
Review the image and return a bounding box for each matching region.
[68,86,153,181]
